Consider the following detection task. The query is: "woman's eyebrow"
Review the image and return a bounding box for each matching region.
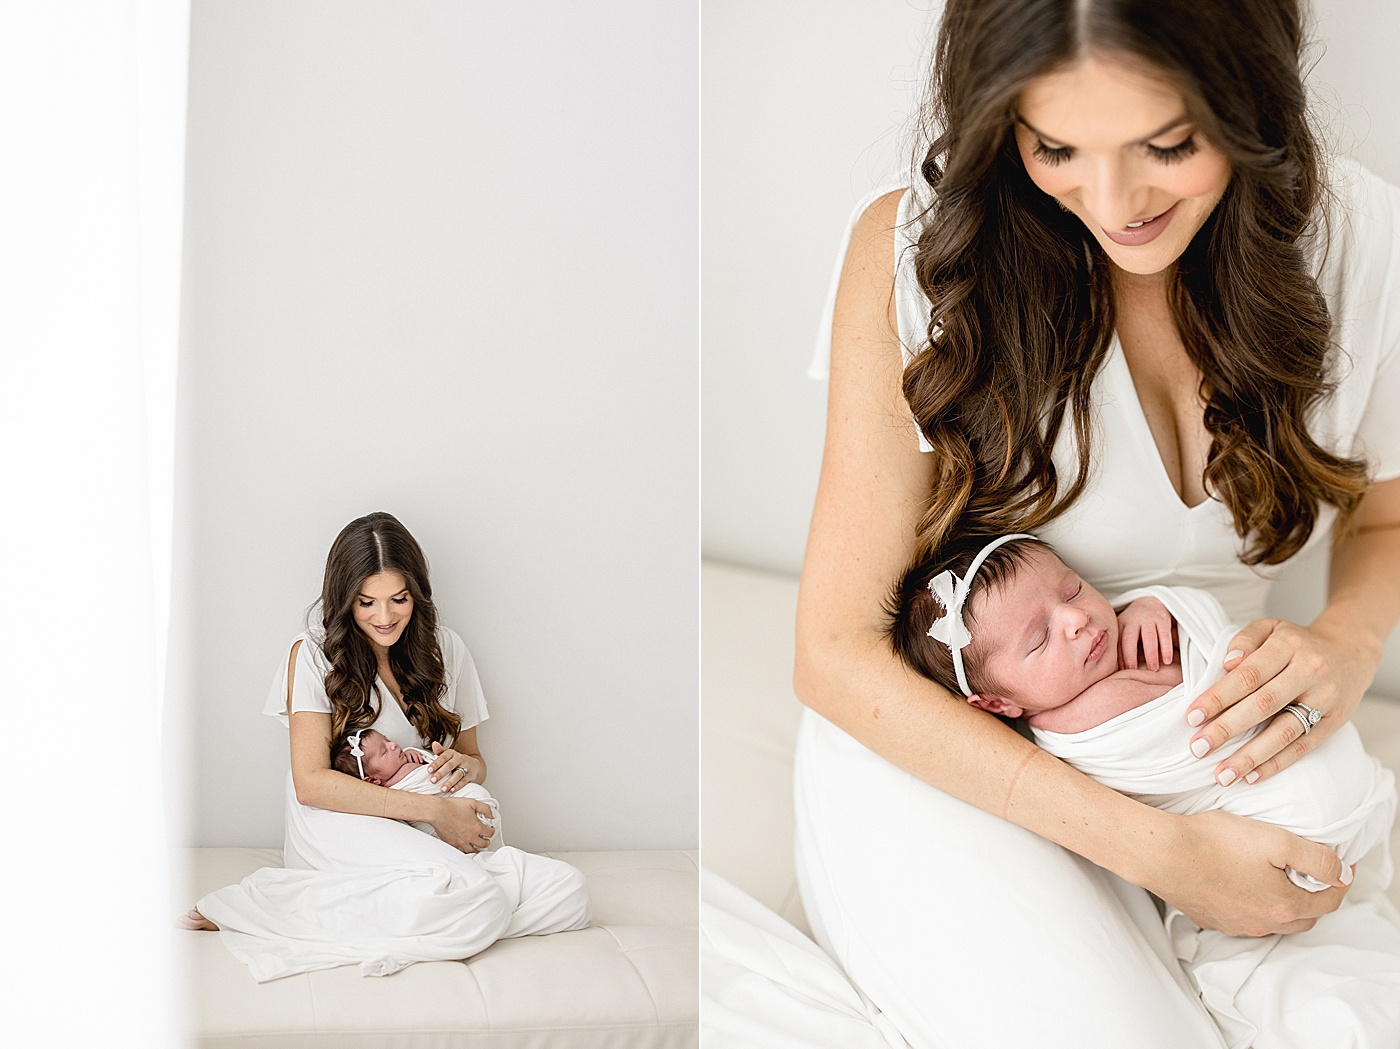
[358,589,410,599]
[1014,113,1191,147]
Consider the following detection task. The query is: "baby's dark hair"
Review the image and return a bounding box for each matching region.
[329,730,373,779]
[885,535,1049,698]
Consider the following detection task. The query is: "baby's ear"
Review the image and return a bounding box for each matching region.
[968,693,1024,719]
[363,774,384,786]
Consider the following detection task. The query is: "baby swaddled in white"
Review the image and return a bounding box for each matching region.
[891,534,1400,1049]
[333,729,504,846]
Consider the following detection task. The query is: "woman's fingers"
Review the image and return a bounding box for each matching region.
[1185,620,1276,727]
[1190,659,1314,760]
[438,763,469,792]
[1280,836,1350,891]
[1217,703,1334,787]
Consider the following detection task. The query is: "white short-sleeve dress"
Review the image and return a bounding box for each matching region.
[194,618,593,980]
[794,159,1400,1048]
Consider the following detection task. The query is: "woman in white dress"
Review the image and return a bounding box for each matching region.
[183,512,590,966]
[793,1,1400,1045]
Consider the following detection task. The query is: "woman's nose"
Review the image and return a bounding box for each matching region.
[1079,159,1147,231]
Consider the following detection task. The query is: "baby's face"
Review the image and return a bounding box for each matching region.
[358,730,410,783]
[966,547,1118,716]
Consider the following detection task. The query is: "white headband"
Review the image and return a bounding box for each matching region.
[926,533,1038,697]
[347,729,367,779]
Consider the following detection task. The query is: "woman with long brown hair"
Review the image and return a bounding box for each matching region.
[183,512,590,970]
[793,0,1400,1044]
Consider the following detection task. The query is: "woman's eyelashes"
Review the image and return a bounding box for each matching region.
[1031,138,1072,166]
[1145,136,1199,164]
[1030,135,1200,166]
[357,596,411,608]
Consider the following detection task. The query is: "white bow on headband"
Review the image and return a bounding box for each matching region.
[347,729,367,780]
[926,533,1037,697]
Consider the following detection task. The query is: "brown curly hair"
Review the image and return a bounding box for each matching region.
[318,512,462,746]
[904,0,1368,565]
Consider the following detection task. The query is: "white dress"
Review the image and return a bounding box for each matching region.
[196,621,591,983]
[791,160,1400,1049]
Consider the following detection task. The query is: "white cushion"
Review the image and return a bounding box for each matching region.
[701,560,808,935]
[174,848,697,1048]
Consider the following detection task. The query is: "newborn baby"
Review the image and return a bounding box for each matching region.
[331,729,502,845]
[891,533,1399,1049]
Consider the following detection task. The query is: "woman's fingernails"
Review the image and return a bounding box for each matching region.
[1340,865,1354,886]
[1217,768,1237,786]
[1190,738,1211,758]
[1187,708,1205,727]
[1245,770,1260,784]
[1225,649,1244,663]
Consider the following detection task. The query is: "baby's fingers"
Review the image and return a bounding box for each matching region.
[1120,623,1141,669]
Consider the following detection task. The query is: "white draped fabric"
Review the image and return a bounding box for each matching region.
[0,2,189,1044]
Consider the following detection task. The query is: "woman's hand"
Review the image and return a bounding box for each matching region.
[1187,479,1400,786]
[427,741,483,793]
[1184,616,1379,786]
[1146,809,1352,936]
[430,796,496,853]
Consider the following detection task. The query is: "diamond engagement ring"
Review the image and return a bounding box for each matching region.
[1279,702,1323,736]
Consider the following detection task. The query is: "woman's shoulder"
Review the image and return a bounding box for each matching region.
[1314,157,1400,299]
[809,184,917,381]
[435,622,466,659]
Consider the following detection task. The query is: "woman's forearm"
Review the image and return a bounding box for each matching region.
[1316,482,1400,658]
[292,766,443,824]
[794,629,1176,885]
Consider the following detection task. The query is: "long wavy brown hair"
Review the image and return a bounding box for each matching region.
[318,512,461,746]
[904,0,1368,565]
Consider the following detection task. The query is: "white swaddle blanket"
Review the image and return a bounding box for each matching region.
[392,748,504,846]
[1033,585,1400,1049]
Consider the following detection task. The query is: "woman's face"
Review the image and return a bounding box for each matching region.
[353,570,414,649]
[1013,53,1232,276]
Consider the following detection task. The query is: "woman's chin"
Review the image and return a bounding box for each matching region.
[1101,239,1181,277]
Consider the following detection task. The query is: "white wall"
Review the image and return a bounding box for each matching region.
[701,0,1400,697]
[701,0,935,576]
[172,0,698,853]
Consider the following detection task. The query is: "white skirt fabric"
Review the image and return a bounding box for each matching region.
[794,709,1228,1048]
[793,710,1400,1049]
[197,772,591,982]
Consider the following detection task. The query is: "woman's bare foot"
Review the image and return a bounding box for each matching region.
[177,907,219,931]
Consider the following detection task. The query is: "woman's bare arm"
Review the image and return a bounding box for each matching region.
[794,190,1347,934]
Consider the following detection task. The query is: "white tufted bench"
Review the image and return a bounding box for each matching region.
[174,847,697,1048]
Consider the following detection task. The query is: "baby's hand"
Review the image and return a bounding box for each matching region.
[406,750,426,765]
[1117,596,1175,671]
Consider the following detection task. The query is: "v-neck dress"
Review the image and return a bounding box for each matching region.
[794,159,1400,1048]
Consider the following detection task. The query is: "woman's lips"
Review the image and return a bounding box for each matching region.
[1102,201,1180,246]
[373,623,397,633]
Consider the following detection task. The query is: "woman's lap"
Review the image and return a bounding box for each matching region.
[793,710,1228,1049]
[281,771,590,938]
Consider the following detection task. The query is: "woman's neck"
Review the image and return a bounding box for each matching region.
[1109,262,1170,311]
